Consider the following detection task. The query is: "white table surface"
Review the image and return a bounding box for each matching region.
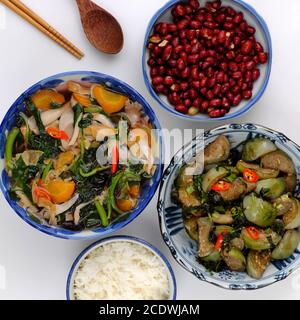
[0,0,300,300]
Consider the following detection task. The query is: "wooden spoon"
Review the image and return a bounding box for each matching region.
[76,0,124,54]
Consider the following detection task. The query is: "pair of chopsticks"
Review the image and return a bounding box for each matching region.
[0,0,84,59]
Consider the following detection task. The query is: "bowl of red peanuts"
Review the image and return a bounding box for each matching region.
[142,0,272,120]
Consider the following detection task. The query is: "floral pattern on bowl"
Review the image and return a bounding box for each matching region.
[0,71,164,240]
[158,123,300,289]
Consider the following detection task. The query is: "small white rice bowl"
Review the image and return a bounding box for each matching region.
[67,238,176,300]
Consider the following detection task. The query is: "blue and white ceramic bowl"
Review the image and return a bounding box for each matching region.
[142,0,272,121]
[0,71,164,240]
[158,124,300,290]
[66,235,177,300]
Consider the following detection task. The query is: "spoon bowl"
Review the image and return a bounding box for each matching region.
[76,0,124,54]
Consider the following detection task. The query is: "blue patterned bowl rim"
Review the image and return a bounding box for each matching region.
[0,71,164,240]
[66,235,177,300]
[158,123,300,290]
[142,0,273,122]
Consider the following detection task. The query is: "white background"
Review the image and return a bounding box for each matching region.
[0,0,300,300]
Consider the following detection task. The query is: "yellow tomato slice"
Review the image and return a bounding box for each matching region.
[128,184,140,197]
[55,151,75,170]
[31,89,65,110]
[92,85,128,114]
[73,93,91,107]
[116,198,136,212]
[46,179,75,204]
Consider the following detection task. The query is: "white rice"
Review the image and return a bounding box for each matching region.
[73,241,171,300]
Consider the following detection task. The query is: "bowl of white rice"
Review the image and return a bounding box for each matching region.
[66,236,176,300]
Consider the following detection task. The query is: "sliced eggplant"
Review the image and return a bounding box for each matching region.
[176,165,194,187]
[272,230,300,260]
[243,193,277,227]
[242,138,277,162]
[247,250,271,279]
[283,198,300,229]
[212,211,233,225]
[221,247,246,272]
[202,250,221,263]
[284,174,297,193]
[273,194,295,216]
[255,178,286,200]
[261,150,296,175]
[219,178,247,202]
[178,187,201,208]
[214,225,233,236]
[202,166,228,193]
[184,216,199,241]
[241,228,281,250]
[236,160,279,179]
[198,218,214,258]
[204,135,230,165]
[230,238,245,251]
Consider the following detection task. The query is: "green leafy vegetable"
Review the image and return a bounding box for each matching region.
[79,113,93,129]
[73,103,83,126]
[95,200,109,227]
[5,127,20,170]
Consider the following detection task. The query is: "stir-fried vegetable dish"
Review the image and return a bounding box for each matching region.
[173,135,300,278]
[5,81,157,230]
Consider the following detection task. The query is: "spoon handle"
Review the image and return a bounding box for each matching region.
[76,0,101,17]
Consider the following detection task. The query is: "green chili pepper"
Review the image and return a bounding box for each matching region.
[108,172,124,215]
[79,166,110,178]
[19,112,30,144]
[84,106,102,114]
[107,202,112,219]
[80,129,85,159]
[5,127,20,170]
[95,200,109,227]
[42,160,53,182]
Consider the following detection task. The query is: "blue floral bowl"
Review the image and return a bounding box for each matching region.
[142,0,272,121]
[0,71,164,240]
[158,124,300,289]
[66,235,177,300]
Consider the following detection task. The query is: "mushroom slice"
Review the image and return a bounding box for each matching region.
[28,103,69,134]
[204,135,230,165]
[74,201,92,225]
[67,81,91,95]
[55,193,79,215]
[93,113,115,128]
[59,106,75,149]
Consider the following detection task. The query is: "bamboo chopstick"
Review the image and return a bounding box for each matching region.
[0,0,84,59]
[9,0,84,58]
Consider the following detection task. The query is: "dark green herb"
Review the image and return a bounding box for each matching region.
[28,133,61,158]
[50,102,63,109]
[11,157,39,200]
[231,206,249,229]
[223,230,241,246]
[79,113,93,129]
[76,173,110,202]
[199,257,226,273]
[79,203,102,229]
[25,100,45,133]
[270,220,285,237]
[73,103,82,126]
